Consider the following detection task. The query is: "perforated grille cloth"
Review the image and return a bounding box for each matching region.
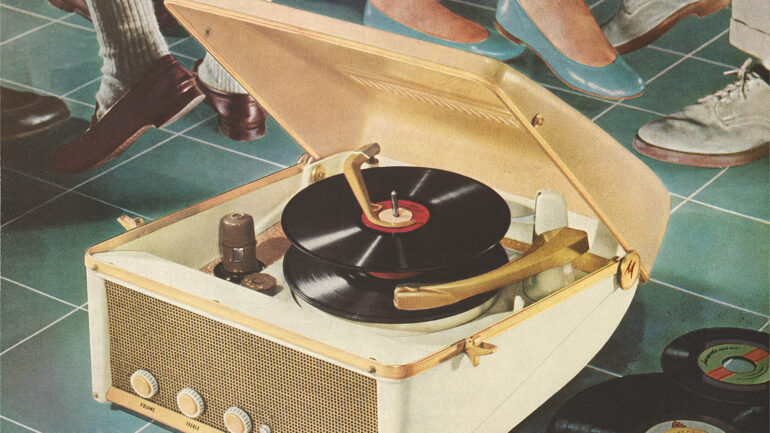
[105,281,378,432]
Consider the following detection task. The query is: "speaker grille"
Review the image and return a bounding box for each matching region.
[105,281,378,433]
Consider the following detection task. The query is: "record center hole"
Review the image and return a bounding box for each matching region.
[722,356,756,373]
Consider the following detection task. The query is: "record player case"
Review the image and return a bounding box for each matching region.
[84,1,670,432]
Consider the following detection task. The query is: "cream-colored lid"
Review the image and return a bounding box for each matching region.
[165,0,669,273]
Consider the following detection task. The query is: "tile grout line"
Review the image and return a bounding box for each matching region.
[589,0,611,9]
[1,77,98,105]
[0,4,94,32]
[0,414,42,433]
[670,167,728,214]
[586,363,623,377]
[647,44,738,69]
[0,7,93,46]
[0,301,88,358]
[135,421,155,433]
[176,133,290,169]
[593,28,729,123]
[3,167,155,224]
[670,192,770,225]
[650,278,770,319]
[539,82,666,117]
[759,321,770,332]
[167,36,191,48]
[0,114,217,230]
[62,76,101,98]
[0,276,87,311]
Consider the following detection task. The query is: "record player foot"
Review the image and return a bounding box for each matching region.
[364,0,525,61]
[495,0,645,99]
[193,55,267,142]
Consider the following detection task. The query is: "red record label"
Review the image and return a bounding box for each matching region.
[362,200,430,233]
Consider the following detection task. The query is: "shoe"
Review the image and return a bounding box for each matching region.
[48,0,180,30]
[495,0,645,99]
[192,60,267,142]
[364,0,525,61]
[602,0,731,54]
[634,59,770,167]
[51,55,204,173]
[1,87,70,141]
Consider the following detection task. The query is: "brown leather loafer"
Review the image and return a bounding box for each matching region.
[52,55,204,173]
[48,0,179,29]
[1,87,70,141]
[193,59,266,142]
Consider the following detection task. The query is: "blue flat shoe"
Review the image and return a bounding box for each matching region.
[364,1,525,61]
[495,0,644,99]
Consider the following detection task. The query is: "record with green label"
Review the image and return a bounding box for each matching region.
[661,328,769,405]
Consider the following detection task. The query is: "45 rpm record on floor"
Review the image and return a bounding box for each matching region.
[661,327,769,405]
[283,243,509,323]
[281,166,511,272]
[546,373,768,433]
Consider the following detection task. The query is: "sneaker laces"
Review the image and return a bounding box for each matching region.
[698,58,759,103]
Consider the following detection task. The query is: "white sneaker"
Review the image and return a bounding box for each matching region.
[601,0,730,54]
[634,59,770,167]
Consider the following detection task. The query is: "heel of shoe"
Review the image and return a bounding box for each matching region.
[693,0,731,18]
[218,115,266,142]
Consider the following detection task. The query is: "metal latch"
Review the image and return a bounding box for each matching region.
[464,337,497,367]
[117,215,145,231]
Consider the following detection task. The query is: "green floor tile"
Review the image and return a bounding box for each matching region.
[75,135,284,220]
[593,105,723,196]
[0,311,150,433]
[546,86,613,119]
[0,169,65,224]
[0,279,74,352]
[0,22,101,96]
[621,46,683,82]
[168,37,206,61]
[694,159,770,222]
[184,115,306,167]
[510,368,614,432]
[590,0,621,26]
[62,12,93,30]
[590,280,768,376]
[623,57,735,115]
[0,101,174,189]
[1,0,69,19]
[696,32,754,68]
[272,0,365,23]
[0,417,38,433]
[0,7,48,42]
[1,191,134,304]
[651,201,770,314]
[651,5,732,54]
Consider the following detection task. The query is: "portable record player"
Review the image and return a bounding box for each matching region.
[83,1,670,432]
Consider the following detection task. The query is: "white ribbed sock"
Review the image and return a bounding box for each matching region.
[87,0,169,118]
[197,53,247,94]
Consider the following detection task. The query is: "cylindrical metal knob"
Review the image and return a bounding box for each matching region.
[220,213,259,274]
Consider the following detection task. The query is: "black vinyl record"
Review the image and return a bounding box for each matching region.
[281,166,511,272]
[547,373,768,433]
[661,327,769,405]
[283,243,510,324]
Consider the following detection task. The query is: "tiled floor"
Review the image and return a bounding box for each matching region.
[1,1,768,432]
